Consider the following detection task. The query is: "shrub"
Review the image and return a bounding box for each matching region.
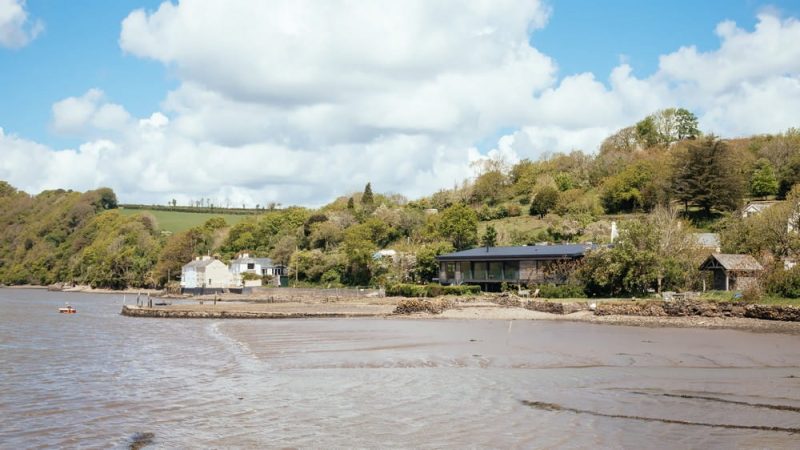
[506,204,522,217]
[535,283,587,299]
[444,284,481,295]
[386,283,481,297]
[765,266,800,298]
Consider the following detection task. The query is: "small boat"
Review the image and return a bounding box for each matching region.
[59,303,77,314]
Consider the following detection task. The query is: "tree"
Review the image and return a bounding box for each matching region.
[778,150,800,198]
[361,183,374,206]
[437,203,478,250]
[347,196,355,209]
[750,158,779,198]
[599,126,639,155]
[342,224,377,285]
[413,241,454,282]
[579,211,698,296]
[481,225,497,248]
[529,186,559,218]
[675,108,700,140]
[635,116,659,148]
[471,170,506,205]
[671,136,744,214]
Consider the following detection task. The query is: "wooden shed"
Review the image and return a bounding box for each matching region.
[699,253,763,291]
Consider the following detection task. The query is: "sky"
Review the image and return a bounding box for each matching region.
[1,0,799,207]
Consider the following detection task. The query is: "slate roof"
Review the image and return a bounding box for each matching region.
[231,255,278,267]
[183,258,222,270]
[436,244,592,261]
[701,253,763,272]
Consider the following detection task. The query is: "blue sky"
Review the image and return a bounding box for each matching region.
[2,0,798,149]
[1,0,799,205]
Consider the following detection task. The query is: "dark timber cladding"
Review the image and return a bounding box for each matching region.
[436,244,592,289]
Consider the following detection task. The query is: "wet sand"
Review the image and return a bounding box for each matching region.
[4,288,800,448]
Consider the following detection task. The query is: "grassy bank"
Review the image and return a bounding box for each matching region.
[119,208,254,233]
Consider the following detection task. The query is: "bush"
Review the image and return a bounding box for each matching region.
[386,283,481,297]
[535,283,587,299]
[765,266,800,298]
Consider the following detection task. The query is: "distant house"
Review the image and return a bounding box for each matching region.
[742,201,780,218]
[699,253,763,291]
[229,253,286,286]
[181,256,234,292]
[436,244,592,291]
[693,233,721,253]
[372,249,397,260]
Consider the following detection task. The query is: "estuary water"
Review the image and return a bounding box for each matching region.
[1,288,800,448]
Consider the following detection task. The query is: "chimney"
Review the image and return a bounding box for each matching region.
[610,221,618,243]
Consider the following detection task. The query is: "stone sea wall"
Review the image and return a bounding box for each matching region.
[121,305,381,319]
[595,300,800,322]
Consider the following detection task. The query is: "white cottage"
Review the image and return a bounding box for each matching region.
[229,253,286,286]
[180,256,233,289]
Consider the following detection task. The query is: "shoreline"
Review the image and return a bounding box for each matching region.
[6,285,800,334]
[120,302,800,335]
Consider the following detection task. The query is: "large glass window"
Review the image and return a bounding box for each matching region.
[503,261,519,280]
[460,262,472,280]
[445,262,456,280]
[488,262,503,280]
[472,262,487,280]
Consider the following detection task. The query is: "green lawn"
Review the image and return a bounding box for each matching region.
[119,208,255,234]
[699,291,800,306]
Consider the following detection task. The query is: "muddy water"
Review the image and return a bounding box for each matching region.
[1,289,800,448]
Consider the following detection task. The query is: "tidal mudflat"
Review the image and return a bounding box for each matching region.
[1,288,799,448]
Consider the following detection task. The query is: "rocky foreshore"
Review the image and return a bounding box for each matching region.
[118,294,800,334]
[594,299,800,321]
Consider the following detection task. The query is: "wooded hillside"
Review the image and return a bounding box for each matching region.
[2,108,799,295]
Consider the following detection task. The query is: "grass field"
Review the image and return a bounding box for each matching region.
[119,208,256,233]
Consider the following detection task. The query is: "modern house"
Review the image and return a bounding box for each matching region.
[699,253,763,291]
[436,244,592,290]
[180,256,235,293]
[229,253,286,286]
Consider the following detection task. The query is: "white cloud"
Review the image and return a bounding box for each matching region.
[0,0,42,48]
[51,89,131,135]
[2,3,800,207]
[496,12,800,158]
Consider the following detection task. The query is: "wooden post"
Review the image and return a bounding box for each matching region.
[725,271,730,291]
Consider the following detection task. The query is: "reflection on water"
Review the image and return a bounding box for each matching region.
[1,288,799,448]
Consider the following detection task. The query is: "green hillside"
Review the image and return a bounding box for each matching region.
[118,208,254,234]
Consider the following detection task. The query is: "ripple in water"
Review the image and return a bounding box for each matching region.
[2,289,800,448]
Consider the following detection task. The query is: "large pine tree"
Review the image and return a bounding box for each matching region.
[672,136,744,215]
[361,182,374,206]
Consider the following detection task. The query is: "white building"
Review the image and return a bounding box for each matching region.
[180,256,233,289]
[229,253,286,286]
[742,200,779,218]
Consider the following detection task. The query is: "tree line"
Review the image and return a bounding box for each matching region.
[1,107,799,295]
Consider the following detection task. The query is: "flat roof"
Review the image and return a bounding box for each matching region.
[436,244,592,262]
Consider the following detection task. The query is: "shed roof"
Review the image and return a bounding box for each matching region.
[700,253,763,272]
[437,244,592,262]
